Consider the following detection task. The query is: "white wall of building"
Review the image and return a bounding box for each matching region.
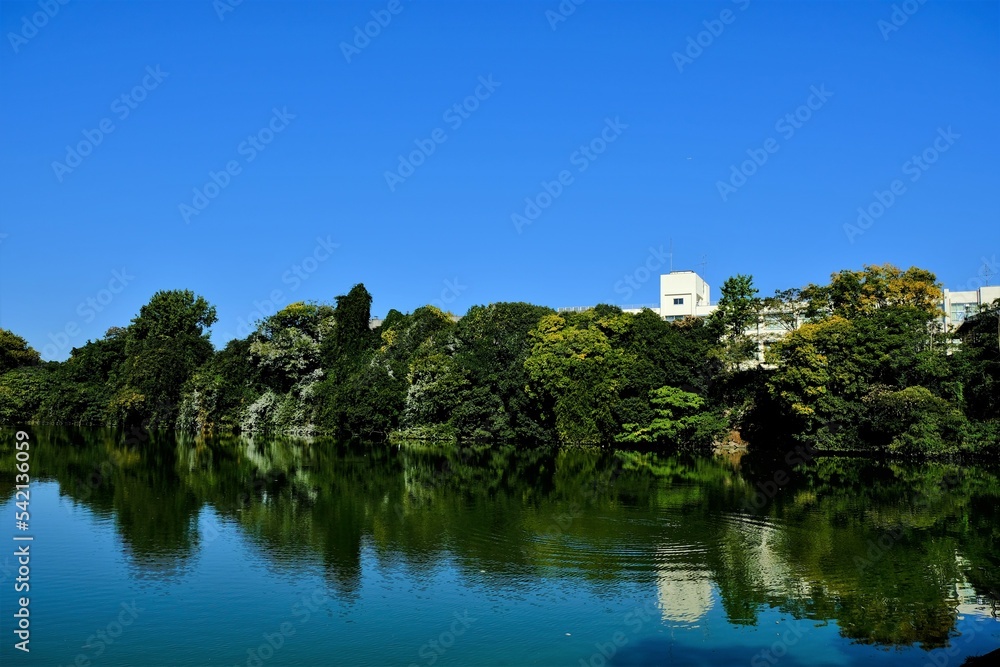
[659,271,713,320]
[942,286,1000,330]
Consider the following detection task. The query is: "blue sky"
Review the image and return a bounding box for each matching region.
[1,0,998,359]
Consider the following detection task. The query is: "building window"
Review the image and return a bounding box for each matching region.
[673,298,684,305]
[763,315,784,331]
[951,302,978,323]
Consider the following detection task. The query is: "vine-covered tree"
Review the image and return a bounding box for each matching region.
[115,290,217,427]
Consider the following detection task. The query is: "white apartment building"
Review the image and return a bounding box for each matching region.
[622,271,999,360]
[942,285,1000,330]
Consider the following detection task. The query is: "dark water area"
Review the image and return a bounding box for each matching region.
[1,427,997,666]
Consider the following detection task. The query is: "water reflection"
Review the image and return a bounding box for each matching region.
[5,427,998,651]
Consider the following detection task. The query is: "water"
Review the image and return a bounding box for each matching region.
[1,428,997,666]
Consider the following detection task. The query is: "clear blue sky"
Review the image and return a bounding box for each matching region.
[1,0,998,360]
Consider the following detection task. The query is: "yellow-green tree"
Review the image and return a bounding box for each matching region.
[524,310,631,444]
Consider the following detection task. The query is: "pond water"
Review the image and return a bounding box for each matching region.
[1,427,998,666]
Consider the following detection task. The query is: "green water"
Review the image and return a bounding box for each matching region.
[1,427,997,666]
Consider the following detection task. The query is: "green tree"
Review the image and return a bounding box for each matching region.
[709,274,760,370]
[524,311,630,444]
[325,283,376,365]
[177,337,258,432]
[766,316,863,447]
[250,302,333,393]
[0,328,40,373]
[862,385,968,454]
[615,309,718,435]
[803,264,942,320]
[616,385,726,447]
[0,366,51,424]
[952,301,1000,448]
[761,288,806,332]
[766,266,957,452]
[317,303,450,440]
[36,328,127,425]
[117,290,217,427]
[450,302,554,442]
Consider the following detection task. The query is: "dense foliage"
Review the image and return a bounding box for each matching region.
[2,264,998,454]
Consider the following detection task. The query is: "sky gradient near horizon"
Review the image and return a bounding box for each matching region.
[1,0,998,360]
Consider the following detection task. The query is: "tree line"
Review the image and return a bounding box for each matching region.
[1,264,997,454]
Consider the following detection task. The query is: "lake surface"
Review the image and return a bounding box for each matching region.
[1,427,998,666]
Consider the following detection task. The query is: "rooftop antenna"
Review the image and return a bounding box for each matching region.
[982,261,994,286]
[698,254,708,276]
[669,239,673,273]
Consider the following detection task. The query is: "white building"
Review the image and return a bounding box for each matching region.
[942,285,1000,330]
[621,271,999,360]
[658,271,716,321]
[621,270,718,320]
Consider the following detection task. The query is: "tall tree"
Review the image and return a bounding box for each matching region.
[524,311,631,444]
[116,290,217,427]
[326,283,375,364]
[709,274,760,370]
[450,302,553,442]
